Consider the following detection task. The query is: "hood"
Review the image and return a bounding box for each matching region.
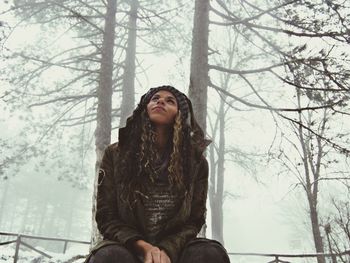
[118,85,210,155]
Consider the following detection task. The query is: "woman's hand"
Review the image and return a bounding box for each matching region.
[144,246,160,263]
[132,240,171,263]
[144,247,171,263]
[160,250,171,263]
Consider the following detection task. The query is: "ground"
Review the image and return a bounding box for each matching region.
[0,243,89,263]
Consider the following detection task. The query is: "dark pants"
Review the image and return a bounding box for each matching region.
[88,238,230,263]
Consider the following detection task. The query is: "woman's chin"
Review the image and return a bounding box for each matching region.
[149,117,174,127]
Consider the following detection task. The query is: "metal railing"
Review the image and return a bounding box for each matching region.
[227,250,350,263]
[0,231,90,263]
[1,231,350,263]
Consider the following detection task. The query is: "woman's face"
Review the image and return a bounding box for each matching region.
[147,90,178,126]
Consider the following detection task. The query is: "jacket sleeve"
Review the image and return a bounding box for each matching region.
[157,156,209,263]
[95,144,144,245]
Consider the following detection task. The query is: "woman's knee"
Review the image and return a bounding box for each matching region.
[179,238,230,263]
[88,244,138,263]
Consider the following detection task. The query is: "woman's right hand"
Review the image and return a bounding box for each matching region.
[132,239,170,263]
[144,245,161,263]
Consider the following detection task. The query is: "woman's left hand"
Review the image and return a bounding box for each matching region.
[160,250,171,263]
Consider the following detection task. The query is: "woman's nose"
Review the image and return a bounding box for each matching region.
[156,98,165,105]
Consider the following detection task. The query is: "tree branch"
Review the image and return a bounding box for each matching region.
[209,58,324,75]
[279,114,350,156]
[29,94,97,107]
[210,81,344,112]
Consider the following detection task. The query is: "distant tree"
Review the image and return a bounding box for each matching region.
[207,29,240,245]
[272,60,350,263]
[207,26,263,245]
[328,199,350,262]
[119,0,138,127]
[1,0,194,183]
[208,0,350,154]
[208,92,227,244]
[1,0,199,249]
[204,0,350,255]
[294,89,327,263]
[1,0,120,185]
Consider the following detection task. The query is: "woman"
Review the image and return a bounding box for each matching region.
[87,86,230,263]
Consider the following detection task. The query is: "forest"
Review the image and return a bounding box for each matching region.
[0,0,350,262]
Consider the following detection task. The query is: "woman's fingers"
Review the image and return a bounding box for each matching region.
[144,252,153,263]
[160,250,171,263]
[142,246,171,263]
[144,246,161,263]
[151,247,161,263]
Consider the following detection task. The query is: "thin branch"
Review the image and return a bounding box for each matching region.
[209,58,324,75]
[210,0,298,25]
[29,94,97,107]
[209,81,344,112]
[280,114,350,156]
[269,69,349,92]
[311,177,350,186]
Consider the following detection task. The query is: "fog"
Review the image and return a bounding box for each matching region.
[1,1,349,262]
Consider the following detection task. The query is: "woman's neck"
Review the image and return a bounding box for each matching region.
[154,125,171,151]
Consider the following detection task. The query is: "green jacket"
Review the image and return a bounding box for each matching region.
[90,142,209,263]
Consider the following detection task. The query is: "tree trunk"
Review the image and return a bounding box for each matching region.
[213,98,225,244]
[119,0,138,127]
[64,191,75,239]
[307,193,326,263]
[208,130,217,239]
[189,0,210,133]
[296,90,326,263]
[37,202,48,236]
[309,137,326,263]
[0,179,9,227]
[20,198,31,233]
[91,0,117,247]
[208,30,236,245]
[189,0,210,237]
[209,95,225,244]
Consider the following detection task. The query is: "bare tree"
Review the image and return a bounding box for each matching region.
[295,89,327,263]
[271,59,350,262]
[207,28,237,245]
[208,0,350,154]
[329,199,350,263]
[0,0,123,184]
[92,0,117,246]
[119,0,138,127]
[199,1,350,258]
[208,95,227,244]
[189,0,210,132]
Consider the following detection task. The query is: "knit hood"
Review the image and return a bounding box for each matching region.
[118,85,210,156]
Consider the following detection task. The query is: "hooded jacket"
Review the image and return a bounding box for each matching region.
[88,86,210,263]
[91,142,209,263]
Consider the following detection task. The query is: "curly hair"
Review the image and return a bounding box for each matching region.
[117,109,192,207]
[168,111,184,187]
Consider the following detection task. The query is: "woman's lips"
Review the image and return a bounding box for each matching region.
[152,106,166,112]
